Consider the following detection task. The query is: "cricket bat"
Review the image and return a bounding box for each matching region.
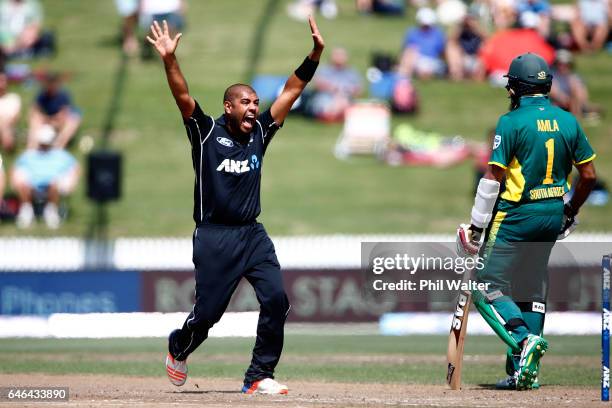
[446,262,473,390]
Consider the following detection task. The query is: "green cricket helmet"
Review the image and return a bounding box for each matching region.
[505,52,553,96]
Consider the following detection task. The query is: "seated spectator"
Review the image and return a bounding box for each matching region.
[308,47,362,122]
[0,0,53,59]
[0,153,4,205]
[489,0,518,30]
[287,0,338,21]
[11,125,79,229]
[139,0,185,60]
[0,71,20,152]
[28,72,81,149]
[114,0,139,56]
[356,0,404,16]
[446,14,486,81]
[571,0,610,52]
[398,8,447,79]
[550,49,601,119]
[139,0,185,31]
[516,0,552,37]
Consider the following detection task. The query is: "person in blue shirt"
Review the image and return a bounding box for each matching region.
[28,72,81,149]
[11,124,79,229]
[516,0,551,37]
[399,7,446,79]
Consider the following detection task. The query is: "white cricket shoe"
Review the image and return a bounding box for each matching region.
[43,203,61,229]
[242,378,288,395]
[165,353,188,386]
[16,203,34,229]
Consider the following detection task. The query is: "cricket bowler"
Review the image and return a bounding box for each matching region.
[456,53,597,390]
[147,16,325,394]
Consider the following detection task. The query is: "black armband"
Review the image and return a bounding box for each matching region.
[294,57,319,82]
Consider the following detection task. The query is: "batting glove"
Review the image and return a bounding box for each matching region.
[558,203,578,240]
[456,223,483,257]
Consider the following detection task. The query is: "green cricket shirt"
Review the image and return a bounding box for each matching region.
[489,95,596,214]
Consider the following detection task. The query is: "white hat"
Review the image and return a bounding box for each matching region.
[37,124,57,146]
[416,7,437,26]
[520,11,540,29]
[437,0,467,26]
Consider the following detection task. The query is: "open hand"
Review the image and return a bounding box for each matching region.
[146,20,182,59]
[308,15,325,59]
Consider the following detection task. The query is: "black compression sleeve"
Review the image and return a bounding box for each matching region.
[294,57,319,82]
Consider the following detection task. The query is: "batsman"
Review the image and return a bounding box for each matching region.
[456,53,597,390]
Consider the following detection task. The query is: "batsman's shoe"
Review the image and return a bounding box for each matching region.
[516,334,548,390]
[496,375,539,390]
[242,378,288,395]
[165,353,188,386]
[495,375,516,390]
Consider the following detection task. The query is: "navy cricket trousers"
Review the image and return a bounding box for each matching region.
[168,222,290,384]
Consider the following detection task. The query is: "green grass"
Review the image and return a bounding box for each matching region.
[1,1,610,236]
[0,335,599,386]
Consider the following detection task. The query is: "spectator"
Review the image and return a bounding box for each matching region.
[139,0,185,31]
[287,0,338,21]
[446,14,486,81]
[28,72,81,149]
[0,71,20,152]
[308,47,362,122]
[516,0,552,37]
[571,0,610,52]
[489,0,518,30]
[356,0,405,16]
[550,49,601,119]
[11,124,79,229]
[0,153,4,205]
[0,0,53,59]
[399,8,447,79]
[114,0,139,56]
[139,0,185,60]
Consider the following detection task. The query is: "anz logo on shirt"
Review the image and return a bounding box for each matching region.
[216,155,260,174]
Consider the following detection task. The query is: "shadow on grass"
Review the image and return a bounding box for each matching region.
[475,384,498,390]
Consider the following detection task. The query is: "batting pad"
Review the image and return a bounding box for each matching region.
[473,292,521,353]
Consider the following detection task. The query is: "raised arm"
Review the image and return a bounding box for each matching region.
[147,20,195,118]
[270,15,325,124]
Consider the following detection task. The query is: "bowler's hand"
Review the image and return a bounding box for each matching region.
[147,20,182,59]
[308,15,325,60]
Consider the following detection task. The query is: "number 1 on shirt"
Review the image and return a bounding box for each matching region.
[543,138,554,185]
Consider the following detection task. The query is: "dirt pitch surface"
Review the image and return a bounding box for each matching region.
[0,373,600,408]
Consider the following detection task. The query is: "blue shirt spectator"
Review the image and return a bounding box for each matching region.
[399,8,447,78]
[516,0,550,16]
[15,148,76,190]
[28,72,82,149]
[403,25,446,59]
[12,124,80,229]
[36,88,72,116]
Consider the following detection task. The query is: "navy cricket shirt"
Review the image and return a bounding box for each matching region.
[183,100,281,226]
